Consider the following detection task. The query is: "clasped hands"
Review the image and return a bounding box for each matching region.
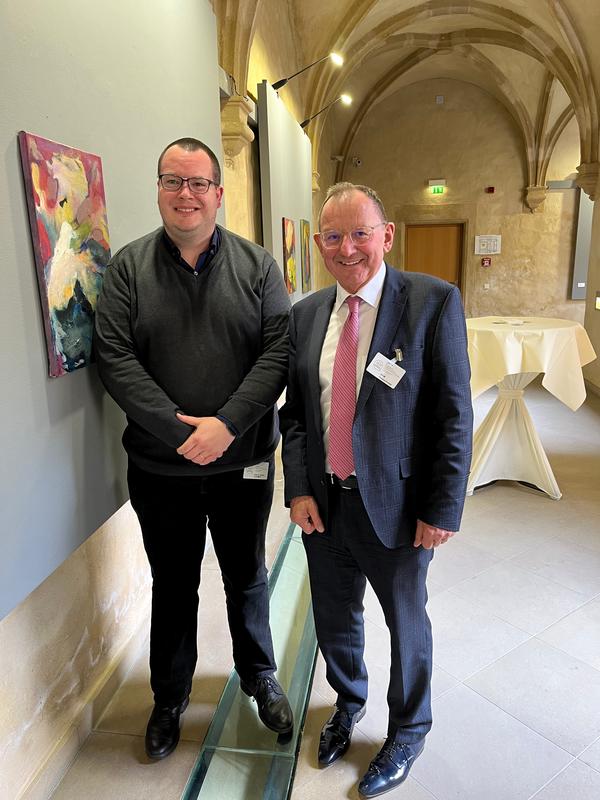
[176,413,235,465]
[290,495,454,548]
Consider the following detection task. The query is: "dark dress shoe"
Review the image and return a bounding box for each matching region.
[240,675,293,734]
[318,705,366,767]
[144,696,189,760]
[358,736,425,797]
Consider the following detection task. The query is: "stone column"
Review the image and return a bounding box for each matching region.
[220,95,258,241]
[220,94,254,168]
[576,162,599,200]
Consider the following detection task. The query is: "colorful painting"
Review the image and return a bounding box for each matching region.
[282,217,297,294]
[18,131,111,377]
[300,218,311,293]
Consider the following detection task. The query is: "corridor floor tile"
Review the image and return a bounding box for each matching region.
[465,638,600,755]
[410,684,571,800]
[428,590,530,680]
[529,759,600,800]
[538,596,600,669]
[507,536,600,598]
[580,737,600,772]
[51,732,199,800]
[449,560,588,634]
[427,536,499,591]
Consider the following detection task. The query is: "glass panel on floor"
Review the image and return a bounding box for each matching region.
[181,524,317,800]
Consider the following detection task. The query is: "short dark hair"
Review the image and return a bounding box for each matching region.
[319,182,387,226]
[157,137,222,185]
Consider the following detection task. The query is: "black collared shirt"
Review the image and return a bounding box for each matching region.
[162,226,221,275]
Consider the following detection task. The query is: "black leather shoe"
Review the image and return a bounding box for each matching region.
[144,696,189,760]
[318,705,366,767]
[240,675,293,734]
[358,736,425,797]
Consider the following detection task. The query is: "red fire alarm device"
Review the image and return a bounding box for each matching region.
[481,257,492,267]
[485,186,495,193]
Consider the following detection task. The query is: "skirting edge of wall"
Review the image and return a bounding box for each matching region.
[17,613,150,800]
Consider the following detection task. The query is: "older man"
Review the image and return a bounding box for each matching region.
[94,138,292,760]
[280,182,472,797]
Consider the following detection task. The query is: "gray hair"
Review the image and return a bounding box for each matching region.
[319,182,387,225]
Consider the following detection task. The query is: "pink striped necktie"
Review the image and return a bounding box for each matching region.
[329,295,362,480]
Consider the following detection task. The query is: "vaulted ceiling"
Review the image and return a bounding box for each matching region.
[216,0,600,197]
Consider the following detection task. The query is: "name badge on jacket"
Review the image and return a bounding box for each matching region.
[366,353,406,388]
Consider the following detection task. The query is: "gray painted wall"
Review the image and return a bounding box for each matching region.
[0,0,222,620]
[257,81,313,304]
[572,189,594,300]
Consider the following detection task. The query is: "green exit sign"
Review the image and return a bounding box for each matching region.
[431,185,444,194]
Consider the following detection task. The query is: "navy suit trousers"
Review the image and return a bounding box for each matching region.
[128,459,276,706]
[303,483,433,742]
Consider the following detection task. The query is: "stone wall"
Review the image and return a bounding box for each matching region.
[0,505,150,799]
[330,78,584,321]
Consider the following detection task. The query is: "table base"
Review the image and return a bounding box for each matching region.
[467,372,562,500]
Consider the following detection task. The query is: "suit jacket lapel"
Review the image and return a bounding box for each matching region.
[309,288,336,435]
[356,265,408,417]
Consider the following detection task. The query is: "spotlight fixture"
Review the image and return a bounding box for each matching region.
[272,52,344,91]
[300,94,352,129]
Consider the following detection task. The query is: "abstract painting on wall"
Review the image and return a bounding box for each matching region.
[18,131,111,377]
[282,217,297,294]
[300,218,311,293]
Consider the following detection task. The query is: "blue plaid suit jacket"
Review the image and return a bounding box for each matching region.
[280,265,473,548]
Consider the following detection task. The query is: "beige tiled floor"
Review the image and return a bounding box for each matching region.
[51,385,600,799]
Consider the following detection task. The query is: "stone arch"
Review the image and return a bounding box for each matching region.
[546,0,599,159]
[214,0,261,91]
[305,0,596,174]
[331,45,536,187]
[539,105,576,184]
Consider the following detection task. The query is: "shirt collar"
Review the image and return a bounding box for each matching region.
[162,226,221,271]
[334,261,386,312]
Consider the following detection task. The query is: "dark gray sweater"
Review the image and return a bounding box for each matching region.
[94,225,290,475]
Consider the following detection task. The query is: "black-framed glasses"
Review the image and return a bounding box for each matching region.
[318,222,387,249]
[158,174,219,194]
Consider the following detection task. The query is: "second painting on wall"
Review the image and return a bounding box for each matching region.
[282,217,297,294]
[300,219,311,293]
[282,217,311,295]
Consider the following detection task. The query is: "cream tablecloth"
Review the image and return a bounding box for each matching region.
[467,316,596,499]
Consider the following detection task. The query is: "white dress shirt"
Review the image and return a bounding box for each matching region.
[319,261,386,473]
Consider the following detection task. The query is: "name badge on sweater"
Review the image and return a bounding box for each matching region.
[243,462,269,480]
[366,353,406,388]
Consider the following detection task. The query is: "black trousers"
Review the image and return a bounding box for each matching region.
[128,459,277,706]
[303,484,433,742]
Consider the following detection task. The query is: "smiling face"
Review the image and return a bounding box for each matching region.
[315,189,395,294]
[157,145,223,249]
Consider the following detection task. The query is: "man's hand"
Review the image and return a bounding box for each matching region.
[290,496,325,534]
[414,519,455,549]
[176,414,235,465]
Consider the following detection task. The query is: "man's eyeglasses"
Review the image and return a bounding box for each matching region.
[318,222,387,249]
[158,174,219,194]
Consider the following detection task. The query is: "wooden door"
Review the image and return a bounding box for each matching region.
[405,223,463,286]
